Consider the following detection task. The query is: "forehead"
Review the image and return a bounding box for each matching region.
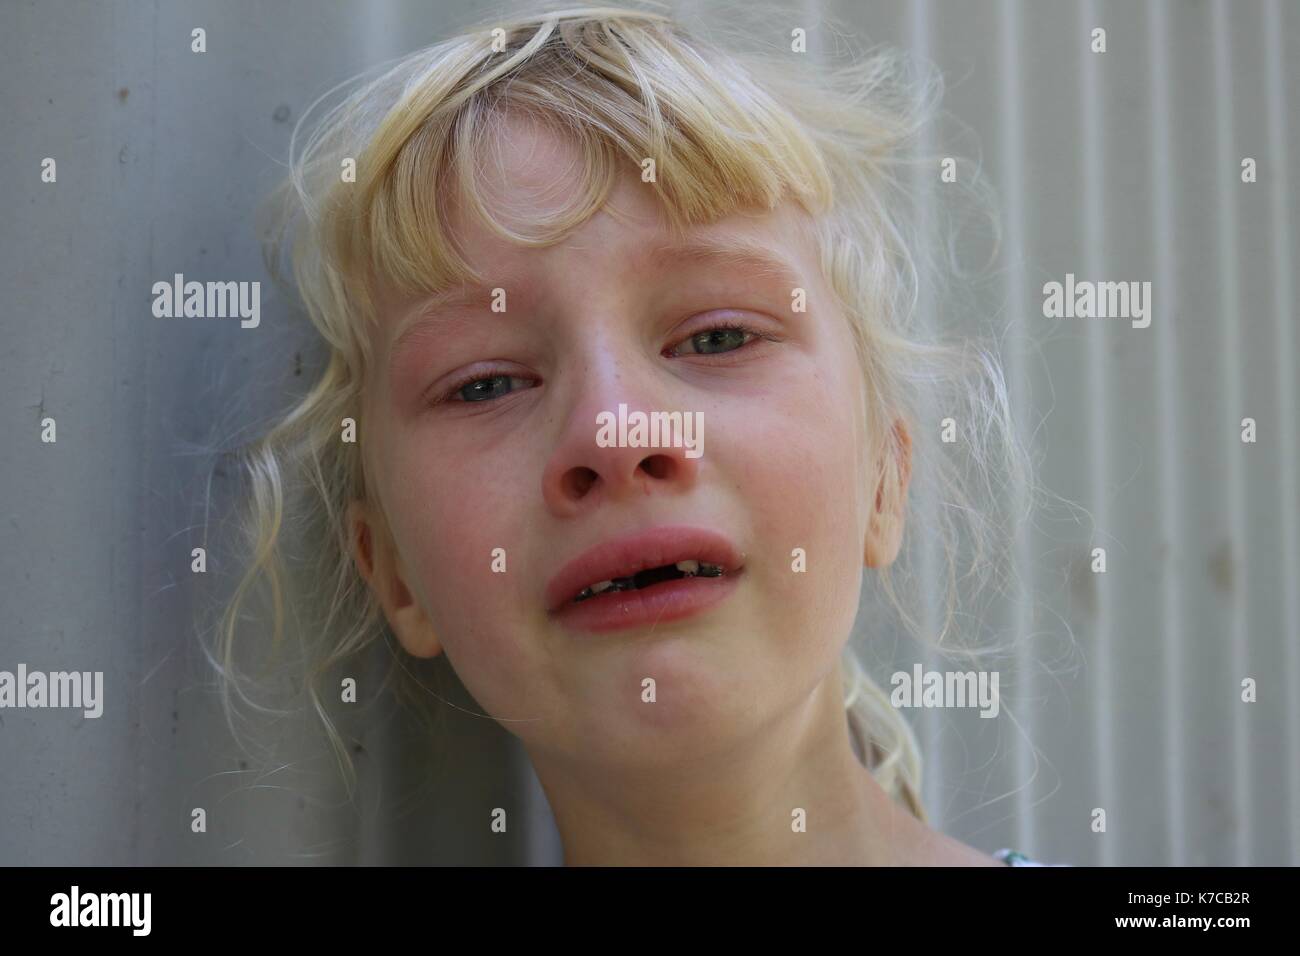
[463,110,591,237]
[376,110,820,324]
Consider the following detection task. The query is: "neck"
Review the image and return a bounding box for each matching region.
[526,667,926,866]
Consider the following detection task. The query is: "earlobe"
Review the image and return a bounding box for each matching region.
[347,500,375,582]
[346,499,443,659]
[864,509,902,568]
[386,596,443,660]
[863,419,913,569]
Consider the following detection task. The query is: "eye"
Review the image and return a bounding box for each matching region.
[666,319,778,357]
[435,372,536,406]
[429,319,778,408]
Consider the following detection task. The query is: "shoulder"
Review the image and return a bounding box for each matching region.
[915,831,1012,866]
[992,847,1069,867]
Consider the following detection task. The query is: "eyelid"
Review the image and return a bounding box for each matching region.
[428,313,781,408]
[428,366,534,407]
[666,314,781,356]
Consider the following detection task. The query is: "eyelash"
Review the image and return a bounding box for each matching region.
[430,319,777,408]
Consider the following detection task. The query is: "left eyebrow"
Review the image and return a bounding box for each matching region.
[642,236,806,288]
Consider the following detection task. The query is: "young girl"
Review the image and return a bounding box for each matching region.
[214,1,1039,866]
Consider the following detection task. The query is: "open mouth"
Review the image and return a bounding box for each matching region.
[544,525,744,617]
[570,560,727,604]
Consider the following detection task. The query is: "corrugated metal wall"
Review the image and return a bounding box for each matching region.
[1,0,1295,866]
[873,0,1300,868]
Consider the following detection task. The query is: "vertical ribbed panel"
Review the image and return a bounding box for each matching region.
[832,0,1299,866]
[1263,0,1300,868]
[903,0,949,839]
[996,0,1036,857]
[1147,0,1188,866]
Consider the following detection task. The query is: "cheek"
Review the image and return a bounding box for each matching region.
[385,442,493,590]
[382,413,534,580]
[737,354,868,612]
[663,356,866,729]
[384,455,548,717]
[379,433,541,692]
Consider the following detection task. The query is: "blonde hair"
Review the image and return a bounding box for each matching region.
[207,0,1032,826]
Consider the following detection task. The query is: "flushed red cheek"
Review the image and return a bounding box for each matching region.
[399,486,529,612]
[734,407,837,505]
[742,391,860,583]
[427,536,547,693]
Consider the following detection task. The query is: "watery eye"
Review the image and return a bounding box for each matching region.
[441,373,532,404]
[432,319,776,409]
[670,322,766,357]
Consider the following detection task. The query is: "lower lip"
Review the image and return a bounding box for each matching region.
[550,570,743,634]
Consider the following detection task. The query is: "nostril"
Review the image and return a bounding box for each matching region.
[566,466,598,498]
[638,455,673,480]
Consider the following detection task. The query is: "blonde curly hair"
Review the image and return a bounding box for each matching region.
[207,0,1032,827]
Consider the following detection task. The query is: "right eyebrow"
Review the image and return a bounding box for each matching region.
[406,283,492,314]
[386,289,493,382]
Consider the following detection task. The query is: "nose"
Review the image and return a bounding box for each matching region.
[540,358,702,515]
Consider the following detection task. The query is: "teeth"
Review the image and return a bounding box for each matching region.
[673,560,725,577]
[572,580,615,603]
[571,560,726,603]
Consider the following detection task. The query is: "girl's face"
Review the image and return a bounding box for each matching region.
[356,113,880,772]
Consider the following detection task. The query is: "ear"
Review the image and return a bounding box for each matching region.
[347,499,443,659]
[864,418,913,569]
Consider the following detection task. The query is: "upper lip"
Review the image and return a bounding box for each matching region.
[545,525,745,612]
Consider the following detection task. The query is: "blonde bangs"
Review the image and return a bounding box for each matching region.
[311,8,834,335]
